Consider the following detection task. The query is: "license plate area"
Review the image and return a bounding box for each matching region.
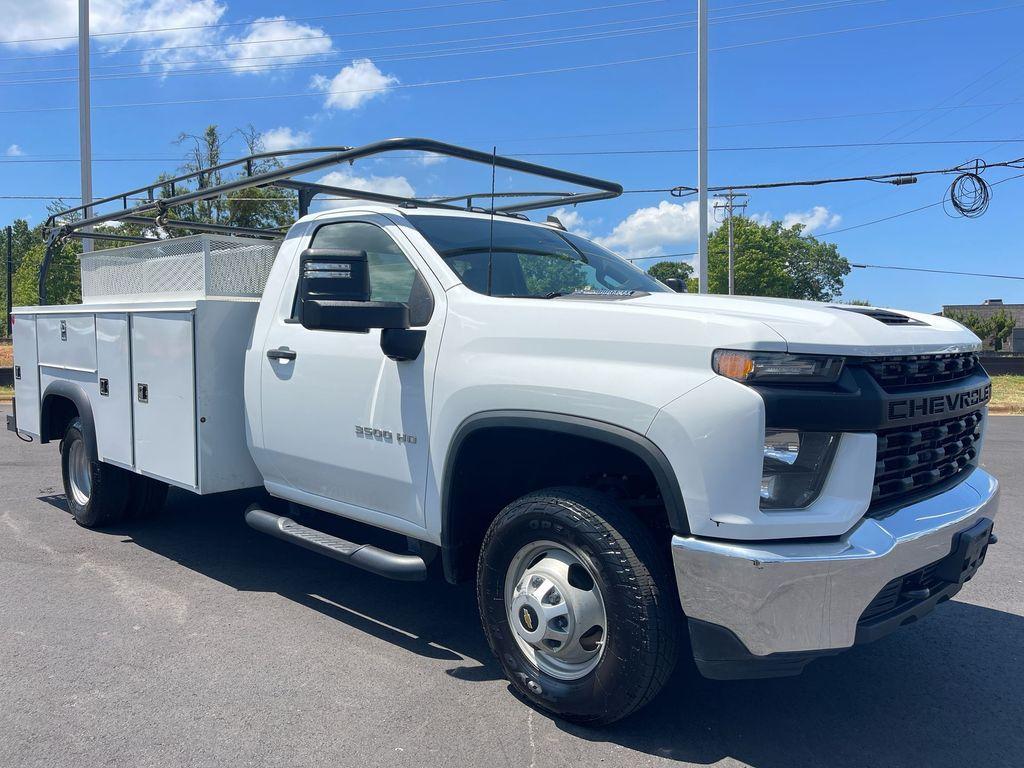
[936,518,993,585]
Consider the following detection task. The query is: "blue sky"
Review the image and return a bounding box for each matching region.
[1,0,1023,311]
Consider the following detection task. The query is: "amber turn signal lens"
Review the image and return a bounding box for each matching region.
[713,350,756,381]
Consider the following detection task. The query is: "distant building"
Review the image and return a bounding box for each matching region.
[941,299,1024,352]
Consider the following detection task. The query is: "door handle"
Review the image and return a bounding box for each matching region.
[267,348,297,361]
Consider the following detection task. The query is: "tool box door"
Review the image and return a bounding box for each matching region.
[95,313,134,468]
[11,315,40,437]
[131,312,197,488]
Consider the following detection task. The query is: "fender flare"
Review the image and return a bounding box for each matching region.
[40,379,97,452]
[440,410,688,580]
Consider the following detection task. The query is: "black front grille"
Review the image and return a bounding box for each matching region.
[859,561,945,624]
[870,411,983,512]
[861,352,979,391]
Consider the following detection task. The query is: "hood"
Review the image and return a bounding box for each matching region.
[625,292,980,357]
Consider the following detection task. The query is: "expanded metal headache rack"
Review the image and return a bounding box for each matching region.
[37,138,623,304]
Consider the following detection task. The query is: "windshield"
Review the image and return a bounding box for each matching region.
[407,214,669,298]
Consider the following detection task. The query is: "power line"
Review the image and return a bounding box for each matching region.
[0,0,881,86]
[669,156,1024,197]
[0,9,697,76]
[629,253,1024,280]
[0,0,515,45]
[0,0,667,60]
[0,0,822,63]
[0,19,711,87]
[851,263,1024,280]
[3,2,1019,116]
[512,139,1024,156]
[816,171,1024,236]
[11,137,1024,164]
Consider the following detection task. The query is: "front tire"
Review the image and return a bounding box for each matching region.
[477,487,679,725]
[60,417,130,528]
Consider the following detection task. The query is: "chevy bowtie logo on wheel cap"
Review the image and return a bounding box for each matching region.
[520,605,537,631]
[887,383,991,422]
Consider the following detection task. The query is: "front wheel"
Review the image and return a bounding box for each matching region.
[477,487,680,725]
[60,417,130,528]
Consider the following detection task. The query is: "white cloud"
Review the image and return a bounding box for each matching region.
[224,17,331,74]
[596,200,717,260]
[311,59,399,110]
[551,207,594,238]
[259,127,312,152]
[6,144,24,157]
[0,3,336,76]
[415,152,446,167]
[317,169,415,207]
[0,0,228,73]
[781,206,841,233]
[1,0,223,52]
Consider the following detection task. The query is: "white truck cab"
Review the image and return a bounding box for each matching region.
[7,140,1000,725]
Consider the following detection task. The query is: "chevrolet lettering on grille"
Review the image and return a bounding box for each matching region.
[887,383,992,422]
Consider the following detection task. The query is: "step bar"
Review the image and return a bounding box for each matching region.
[244,506,428,582]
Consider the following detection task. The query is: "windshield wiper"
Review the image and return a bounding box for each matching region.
[541,289,637,299]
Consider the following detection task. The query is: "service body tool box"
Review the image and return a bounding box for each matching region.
[10,234,276,494]
[12,299,263,494]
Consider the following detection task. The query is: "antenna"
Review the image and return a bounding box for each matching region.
[487,145,496,296]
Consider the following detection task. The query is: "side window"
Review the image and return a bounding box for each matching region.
[311,222,417,303]
[296,221,433,326]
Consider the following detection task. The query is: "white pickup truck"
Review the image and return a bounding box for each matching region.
[7,140,1000,725]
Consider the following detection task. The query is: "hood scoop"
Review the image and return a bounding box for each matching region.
[830,306,927,326]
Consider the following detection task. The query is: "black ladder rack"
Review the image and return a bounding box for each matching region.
[38,137,623,304]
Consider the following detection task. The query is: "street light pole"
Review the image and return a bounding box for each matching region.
[79,0,93,254]
[696,0,708,294]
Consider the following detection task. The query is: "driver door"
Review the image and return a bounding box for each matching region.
[258,215,444,531]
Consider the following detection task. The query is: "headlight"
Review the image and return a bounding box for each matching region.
[713,350,844,384]
[760,429,839,509]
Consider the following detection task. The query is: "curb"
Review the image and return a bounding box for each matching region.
[988,407,1021,416]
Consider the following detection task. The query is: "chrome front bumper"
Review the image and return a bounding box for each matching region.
[671,468,1000,662]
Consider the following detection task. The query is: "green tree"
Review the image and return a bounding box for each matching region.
[1,220,37,331]
[946,308,1017,350]
[13,240,81,307]
[4,124,299,308]
[646,260,694,289]
[989,309,1017,351]
[519,253,587,295]
[706,217,850,300]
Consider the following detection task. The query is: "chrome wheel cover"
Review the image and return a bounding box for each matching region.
[504,541,608,681]
[68,438,92,507]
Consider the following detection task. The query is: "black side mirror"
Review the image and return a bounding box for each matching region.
[664,278,685,293]
[298,248,410,332]
[304,300,411,333]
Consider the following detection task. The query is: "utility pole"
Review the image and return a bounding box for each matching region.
[713,190,748,295]
[79,0,93,254]
[696,0,708,293]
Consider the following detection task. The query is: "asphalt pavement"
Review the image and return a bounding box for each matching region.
[1,406,1022,768]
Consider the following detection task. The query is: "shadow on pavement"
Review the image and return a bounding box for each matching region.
[559,600,1024,766]
[46,487,1024,767]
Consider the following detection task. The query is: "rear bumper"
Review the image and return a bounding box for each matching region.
[671,467,1000,679]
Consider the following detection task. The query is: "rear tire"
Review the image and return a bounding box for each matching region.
[125,474,169,520]
[60,417,130,528]
[477,487,680,726]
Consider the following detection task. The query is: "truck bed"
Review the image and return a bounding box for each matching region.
[11,298,263,495]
